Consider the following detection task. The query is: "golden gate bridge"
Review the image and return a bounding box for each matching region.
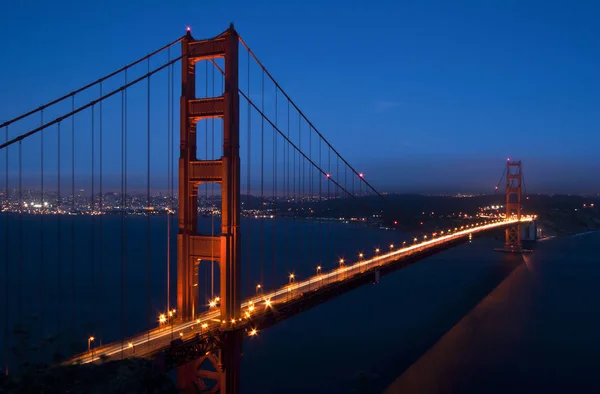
[0,24,534,393]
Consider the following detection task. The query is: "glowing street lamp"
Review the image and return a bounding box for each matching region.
[88,336,95,353]
[256,284,262,295]
[390,244,394,250]
[128,341,135,355]
[289,273,295,284]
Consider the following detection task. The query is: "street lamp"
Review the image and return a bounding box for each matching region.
[256,284,262,295]
[390,244,394,250]
[128,341,135,355]
[289,273,295,284]
[316,265,323,287]
[413,237,418,244]
[375,248,380,255]
[88,336,95,353]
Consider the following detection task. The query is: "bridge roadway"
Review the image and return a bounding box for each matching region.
[67,217,532,365]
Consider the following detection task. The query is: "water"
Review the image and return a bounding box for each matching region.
[2,214,596,393]
[0,213,410,372]
[382,231,600,393]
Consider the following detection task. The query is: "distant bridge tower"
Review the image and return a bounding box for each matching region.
[504,159,522,250]
[178,24,242,394]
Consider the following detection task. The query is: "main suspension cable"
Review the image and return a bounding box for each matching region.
[0,36,185,130]
[238,36,384,200]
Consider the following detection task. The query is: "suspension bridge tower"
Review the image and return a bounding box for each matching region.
[177,24,242,393]
[495,159,532,253]
[504,160,522,249]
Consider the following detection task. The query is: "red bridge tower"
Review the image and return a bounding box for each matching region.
[177,24,242,394]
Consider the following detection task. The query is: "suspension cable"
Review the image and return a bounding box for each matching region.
[90,104,95,345]
[4,126,9,375]
[238,90,360,201]
[238,36,384,200]
[56,121,61,340]
[120,69,128,357]
[493,167,506,195]
[246,50,251,297]
[98,82,103,344]
[70,97,75,340]
[0,55,183,150]
[166,47,172,313]
[40,110,45,344]
[0,36,185,129]
[146,58,151,346]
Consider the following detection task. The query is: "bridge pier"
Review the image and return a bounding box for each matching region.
[177,331,242,394]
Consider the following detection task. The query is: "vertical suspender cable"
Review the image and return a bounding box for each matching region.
[99,83,103,344]
[40,111,45,343]
[246,51,251,297]
[260,70,264,287]
[166,48,172,312]
[205,60,210,302]
[170,54,175,309]
[18,140,22,329]
[4,126,9,375]
[272,88,277,288]
[292,112,296,272]
[211,63,216,299]
[121,71,127,356]
[287,100,290,278]
[56,122,61,338]
[309,126,313,270]
[146,59,151,345]
[318,138,322,270]
[71,97,75,338]
[91,105,95,340]
[297,115,302,273]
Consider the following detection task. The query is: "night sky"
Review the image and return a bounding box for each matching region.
[1,0,598,194]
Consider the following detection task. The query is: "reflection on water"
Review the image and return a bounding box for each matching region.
[383,231,600,394]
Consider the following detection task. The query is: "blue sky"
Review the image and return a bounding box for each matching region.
[1,0,598,194]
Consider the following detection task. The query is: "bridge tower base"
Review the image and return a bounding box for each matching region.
[177,331,243,394]
[177,25,242,394]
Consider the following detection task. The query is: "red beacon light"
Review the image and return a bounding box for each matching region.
[359,173,364,178]
[326,173,330,178]
[186,26,191,32]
